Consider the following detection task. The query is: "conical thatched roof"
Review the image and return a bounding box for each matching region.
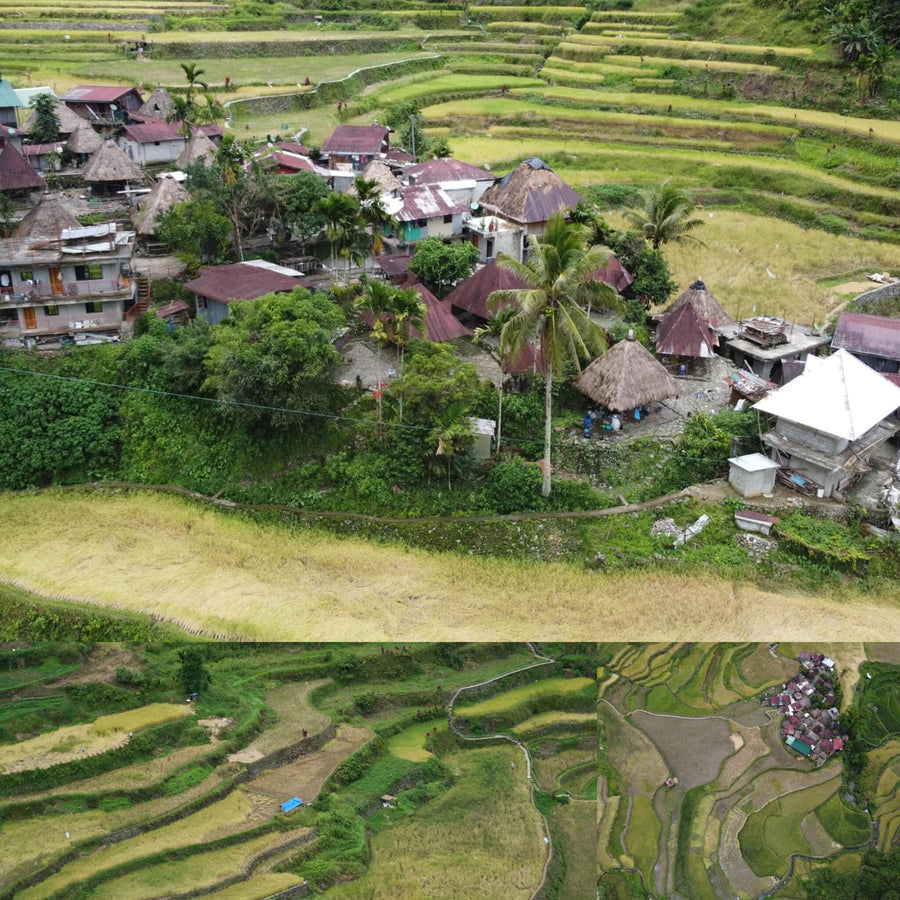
[22,98,85,137]
[575,334,678,411]
[137,86,175,120]
[66,122,103,155]
[345,159,401,197]
[0,143,43,191]
[82,139,143,183]
[656,302,717,358]
[133,176,188,236]
[15,192,79,237]
[444,257,528,320]
[663,278,734,330]
[176,129,216,169]
[478,157,581,226]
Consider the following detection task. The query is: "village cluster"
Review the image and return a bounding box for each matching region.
[763,651,848,767]
[1,76,900,516]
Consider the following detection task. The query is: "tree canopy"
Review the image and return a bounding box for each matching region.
[409,238,479,298]
[28,93,60,145]
[203,289,345,428]
[626,181,704,251]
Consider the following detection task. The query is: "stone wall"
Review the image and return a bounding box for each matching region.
[241,721,337,780]
[854,281,900,309]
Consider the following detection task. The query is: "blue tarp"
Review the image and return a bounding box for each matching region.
[281,796,303,813]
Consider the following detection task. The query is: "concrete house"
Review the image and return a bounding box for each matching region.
[321,125,389,172]
[386,184,467,246]
[60,85,143,124]
[118,122,186,167]
[0,222,136,344]
[404,157,495,208]
[186,260,312,325]
[753,349,900,497]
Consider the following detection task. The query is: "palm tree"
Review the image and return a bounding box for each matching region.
[626,180,704,251]
[386,286,426,423]
[488,214,620,498]
[180,62,208,98]
[353,176,395,273]
[315,192,365,281]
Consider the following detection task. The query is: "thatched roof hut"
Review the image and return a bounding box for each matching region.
[656,302,717,358]
[478,157,581,227]
[575,334,678,411]
[345,159,401,197]
[21,99,85,137]
[14,192,79,237]
[176,129,216,169]
[82,139,142,184]
[663,278,734,330]
[0,143,43,192]
[444,257,527,320]
[133,176,189,237]
[66,122,103,156]
[136,86,175,121]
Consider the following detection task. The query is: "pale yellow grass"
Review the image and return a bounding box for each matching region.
[18,791,256,900]
[613,210,900,327]
[87,831,308,900]
[10,743,212,803]
[511,711,596,733]
[455,678,594,716]
[3,491,900,640]
[246,681,331,756]
[598,794,620,868]
[0,703,187,773]
[202,874,307,900]
[532,747,596,791]
[325,745,545,900]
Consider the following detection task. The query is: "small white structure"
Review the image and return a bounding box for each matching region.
[734,510,779,535]
[469,417,496,459]
[728,453,780,498]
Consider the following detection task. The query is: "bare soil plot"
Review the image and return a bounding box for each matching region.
[628,711,732,788]
[866,643,900,665]
[714,722,770,792]
[245,681,331,757]
[244,725,371,820]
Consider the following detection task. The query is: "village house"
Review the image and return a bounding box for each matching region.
[321,124,389,174]
[764,652,845,767]
[475,157,581,260]
[0,142,44,194]
[753,348,900,497]
[118,122,187,167]
[0,75,23,129]
[59,85,143,125]
[386,184,468,246]
[404,157,496,209]
[0,222,136,345]
[186,260,312,325]
[831,311,900,375]
[723,314,830,383]
[22,142,65,174]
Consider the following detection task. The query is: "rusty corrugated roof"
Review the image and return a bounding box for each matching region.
[832,311,900,362]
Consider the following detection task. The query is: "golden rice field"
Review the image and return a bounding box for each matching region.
[2,490,900,641]
[454,678,594,716]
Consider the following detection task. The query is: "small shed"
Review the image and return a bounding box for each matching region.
[734,510,779,535]
[469,417,496,458]
[728,453,779,498]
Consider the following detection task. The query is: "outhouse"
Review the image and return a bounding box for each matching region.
[728,453,779,498]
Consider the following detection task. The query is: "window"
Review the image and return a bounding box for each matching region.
[0,269,11,293]
[443,214,453,224]
[74,264,103,281]
[44,305,60,316]
[20,270,34,283]
[85,301,103,314]
[196,296,207,310]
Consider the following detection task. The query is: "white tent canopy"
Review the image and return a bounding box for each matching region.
[753,348,900,440]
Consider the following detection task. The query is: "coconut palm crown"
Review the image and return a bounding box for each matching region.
[626,180,704,251]
[488,212,620,497]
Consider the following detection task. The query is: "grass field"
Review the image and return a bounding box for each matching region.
[512,711,596,733]
[324,745,545,899]
[385,720,437,762]
[547,801,596,899]
[4,491,900,641]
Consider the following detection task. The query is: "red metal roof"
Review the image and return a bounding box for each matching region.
[155,300,189,318]
[412,282,471,342]
[591,256,633,292]
[185,263,311,304]
[322,125,388,155]
[121,122,183,144]
[0,142,44,191]
[22,142,65,155]
[833,311,900,362]
[61,85,142,104]
[375,253,413,280]
[444,257,527,320]
[656,302,716,357]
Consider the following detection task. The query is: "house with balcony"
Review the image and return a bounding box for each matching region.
[0,222,136,345]
[59,85,143,125]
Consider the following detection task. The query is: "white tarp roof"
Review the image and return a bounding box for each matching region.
[753,348,900,440]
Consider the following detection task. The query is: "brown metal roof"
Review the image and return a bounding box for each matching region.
[322,125,388,155]
[656,302,717,357]
[406,158,495,186]
[591,256,633,292]
[0,143,44,191]
[478,157,581,226]
[663,278,734,329]
[184,263,311,304]
[375,253,414,280]
[396,184,467,222]
[121,122,183,144]
[444,258,527,320]
[413,282,471,342]
[832,311,900,362]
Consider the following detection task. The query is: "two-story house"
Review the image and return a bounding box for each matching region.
[0,222,136,345]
